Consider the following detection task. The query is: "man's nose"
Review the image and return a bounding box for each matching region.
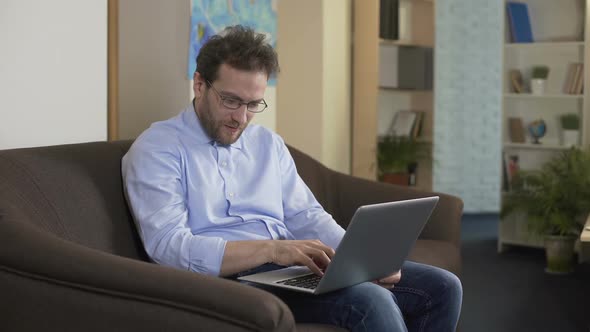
[231,104,248,124]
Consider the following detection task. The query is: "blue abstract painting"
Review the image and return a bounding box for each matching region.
[188,0,277,86]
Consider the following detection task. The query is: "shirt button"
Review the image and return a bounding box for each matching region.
[221,161,227,167]
[229,192,234,197]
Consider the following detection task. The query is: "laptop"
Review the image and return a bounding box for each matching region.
[238,196,439,295]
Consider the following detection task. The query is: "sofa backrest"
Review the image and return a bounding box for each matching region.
[0,141,148,261]
[285,146,343,224]
[0,140,344,261]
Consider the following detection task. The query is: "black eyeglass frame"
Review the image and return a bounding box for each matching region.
[206,80,268,113]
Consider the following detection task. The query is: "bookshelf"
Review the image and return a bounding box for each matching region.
[376,0,435,191]
[499,0,589,252]
[351,0,435,188]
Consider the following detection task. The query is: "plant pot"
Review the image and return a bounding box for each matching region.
[544,235,576,275]
[530,79,546,95]
[381,172,410,186]
[561,129,579,147]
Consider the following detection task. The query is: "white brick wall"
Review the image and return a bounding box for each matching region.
[433,0,503,213]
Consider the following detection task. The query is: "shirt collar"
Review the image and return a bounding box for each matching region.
[184,101,245,150]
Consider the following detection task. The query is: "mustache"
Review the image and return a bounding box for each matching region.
[224,120,244,129]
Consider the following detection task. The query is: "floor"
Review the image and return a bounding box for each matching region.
[460,214,590,332]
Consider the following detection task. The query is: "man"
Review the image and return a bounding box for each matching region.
[122,25,462,331]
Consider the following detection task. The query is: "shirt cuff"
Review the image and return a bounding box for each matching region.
[321,225,346,250]
[188,235,227,276]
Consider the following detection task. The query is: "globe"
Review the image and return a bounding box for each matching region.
[528,119,546,144]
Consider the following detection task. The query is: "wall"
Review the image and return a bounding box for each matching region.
[434,0,503,213]
[322,0,352,174]
[0,0,107,149]
[118,0,191,139]
[277,0,351,174]
[276,0,323,160]
[351,0,379,179]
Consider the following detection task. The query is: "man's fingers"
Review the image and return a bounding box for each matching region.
[308,248,331,267]
[300,254,324,276]
[308,240,336,259]
[379,270,402,284]
[379,283,396,289]
[303,247,332,272]
[271,240,335,274]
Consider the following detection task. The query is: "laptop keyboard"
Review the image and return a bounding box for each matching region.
[276,273,322,289]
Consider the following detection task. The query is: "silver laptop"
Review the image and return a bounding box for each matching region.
[238,196,439,295]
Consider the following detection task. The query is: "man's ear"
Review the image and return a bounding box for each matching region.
[193,72,205,99]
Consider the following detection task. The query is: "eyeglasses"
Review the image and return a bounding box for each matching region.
[206,80,268,113]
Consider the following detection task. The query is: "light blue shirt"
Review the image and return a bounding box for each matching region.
[122,104,345,276]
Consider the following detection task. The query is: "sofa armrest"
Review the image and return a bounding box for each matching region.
[0,217,295,332]
[330,172,463,248]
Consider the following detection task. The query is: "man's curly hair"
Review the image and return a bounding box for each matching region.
[196,25,279,84]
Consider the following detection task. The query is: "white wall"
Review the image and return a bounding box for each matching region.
[0,0,107,149]
[434,0,503,213]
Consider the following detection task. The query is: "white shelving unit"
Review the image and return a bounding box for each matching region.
[499,0,589,252]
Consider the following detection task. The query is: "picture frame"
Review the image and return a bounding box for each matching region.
[388,110,417,137]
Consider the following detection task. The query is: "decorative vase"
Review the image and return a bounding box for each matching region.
[561,129,579,147]
[544,235,576,275]
[381,172,410,186]
[531,79,546,95]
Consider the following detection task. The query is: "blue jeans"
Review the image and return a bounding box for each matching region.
[233,261,462,332]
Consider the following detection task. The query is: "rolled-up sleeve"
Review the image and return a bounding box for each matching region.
[122,136,226,276]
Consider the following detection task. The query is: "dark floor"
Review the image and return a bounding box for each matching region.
[460,214,590,332]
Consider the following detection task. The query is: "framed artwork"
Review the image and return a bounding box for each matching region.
[188,0,277,86]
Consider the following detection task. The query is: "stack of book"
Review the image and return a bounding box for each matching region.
[563,62,584,95]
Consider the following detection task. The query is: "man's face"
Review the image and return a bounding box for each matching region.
[193,64,267,145]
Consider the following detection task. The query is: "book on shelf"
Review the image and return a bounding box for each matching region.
[411,111,425,139]
[509,69,524,93]
[508,117,526,143]
[379,0,399,40]
[564,62,584,95]
[574,63,584,95]
[563,63,577,94]
[506,2,534,43]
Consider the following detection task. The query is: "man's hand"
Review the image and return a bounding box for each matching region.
[373,270,402,289]
[270,240,335,276]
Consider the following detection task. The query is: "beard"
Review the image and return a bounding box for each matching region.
[197,96,248,146]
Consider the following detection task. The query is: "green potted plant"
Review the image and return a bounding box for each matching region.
[501,147,590,274]
[377,135,429,186]
[530,65,550,95]
[560,113,580,147]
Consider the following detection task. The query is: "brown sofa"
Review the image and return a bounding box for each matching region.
[0,140,462,331]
